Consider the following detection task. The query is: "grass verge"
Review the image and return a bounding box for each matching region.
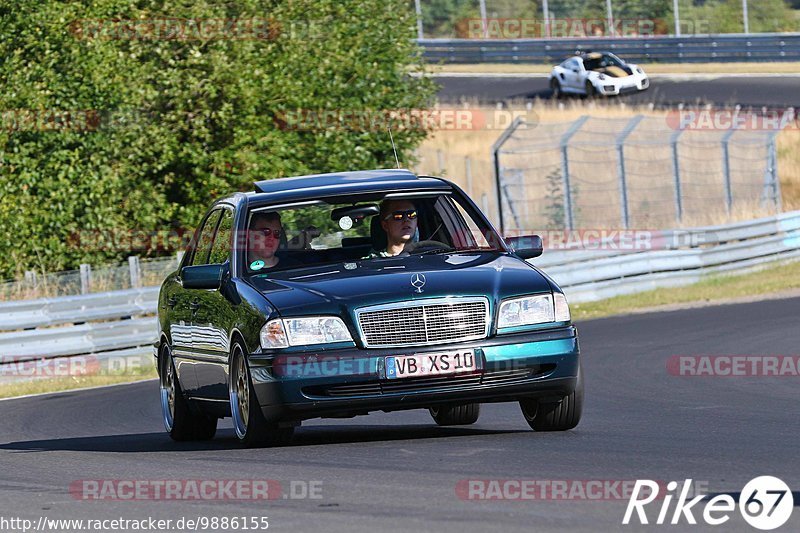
[430,62,800,75]
[0,366,158,400]
[572,260,800,321]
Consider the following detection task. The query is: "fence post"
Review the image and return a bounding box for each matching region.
[670,126,686,223]
[437,149,445,174]
[559,115,590,230]
[721,128,737,216]
[24,270,37,288]
[128,256,141,289]
[615,115,644,230]
[770,136,782,212]
[491,116,525,234]
[465,156,473,197]
[79,264,92,294]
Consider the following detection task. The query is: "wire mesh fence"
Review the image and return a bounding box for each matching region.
[0,254,181,302]
[493,114,783,233]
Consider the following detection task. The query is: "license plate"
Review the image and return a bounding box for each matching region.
[385,350,477,380]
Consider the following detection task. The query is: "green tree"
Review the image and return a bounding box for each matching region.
[0,0,437,279]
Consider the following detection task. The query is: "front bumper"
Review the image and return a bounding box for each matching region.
[248,325,580,422]
[598,76,649,95]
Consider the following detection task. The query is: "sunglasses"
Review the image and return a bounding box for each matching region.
[254,228,283,239]
[385,209,417,222]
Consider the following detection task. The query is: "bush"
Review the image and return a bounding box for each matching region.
[0,0,437,279]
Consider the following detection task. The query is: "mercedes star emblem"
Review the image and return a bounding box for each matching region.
[411,273,426,293]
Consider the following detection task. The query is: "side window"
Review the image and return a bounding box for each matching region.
[191,209,222,266]
[208,208,234,265]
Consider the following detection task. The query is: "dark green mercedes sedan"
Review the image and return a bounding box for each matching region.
[156,169,582,446]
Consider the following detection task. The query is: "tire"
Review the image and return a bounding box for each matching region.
[520,365,583,431]
[229,341,294,447]
[550,78,562,99]
[584,81,596,98]
[429,403,480,426]
[160,345,217,441]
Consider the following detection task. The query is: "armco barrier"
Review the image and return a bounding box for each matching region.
[419,33,800,64]
[0,211,798,370]
[535,211,800,302]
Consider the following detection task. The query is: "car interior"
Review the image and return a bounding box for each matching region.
[248,196,465,270]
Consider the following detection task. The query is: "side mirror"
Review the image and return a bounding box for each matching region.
[506,235,543,259]
[181,264,223,290]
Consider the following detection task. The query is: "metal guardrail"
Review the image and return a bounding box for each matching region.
[419,33,800,63]
[0,287,158,331]
[0,211,798,370]
[535,211,800,302]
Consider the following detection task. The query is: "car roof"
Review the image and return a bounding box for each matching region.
[249,169,451,205]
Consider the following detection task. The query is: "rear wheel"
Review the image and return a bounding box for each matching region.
[520,366,583,431]
[160,345,217,441]
[550,78,562,99]
[229,342,294,447]
[429,403,480,426]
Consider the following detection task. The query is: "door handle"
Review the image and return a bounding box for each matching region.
[189,301,201,311]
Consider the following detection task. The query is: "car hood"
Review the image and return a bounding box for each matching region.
[590,66,633,78]
[246,252,554,318]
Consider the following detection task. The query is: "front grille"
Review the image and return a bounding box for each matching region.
[356,298,488,348]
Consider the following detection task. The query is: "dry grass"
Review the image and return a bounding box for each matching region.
[413,100,800,228]
[431,62,800,75]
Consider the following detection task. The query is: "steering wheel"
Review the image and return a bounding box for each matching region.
[403,240,452,254]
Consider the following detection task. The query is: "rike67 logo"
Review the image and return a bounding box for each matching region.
[623,476,794,530]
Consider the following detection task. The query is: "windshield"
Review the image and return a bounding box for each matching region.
[583,53,625,71]
[242,193,503,274]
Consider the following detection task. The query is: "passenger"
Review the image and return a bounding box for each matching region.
[247,211,301,271]
[366,199,418,258]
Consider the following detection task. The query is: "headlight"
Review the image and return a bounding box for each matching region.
[636,67,644,74]
[497,293,571,330]
[260,317,352,349]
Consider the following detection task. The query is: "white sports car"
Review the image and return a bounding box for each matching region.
[549,51,649,98]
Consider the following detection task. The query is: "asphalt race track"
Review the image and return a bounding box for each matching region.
[435,75,800,109]
[1,297,798,532]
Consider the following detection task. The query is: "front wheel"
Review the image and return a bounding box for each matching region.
[520,366,583,431]
[229,342,294,447]
[584,81,596,98]
[550,78,562,99]
[429,403,480,426]
[160,345,217,441]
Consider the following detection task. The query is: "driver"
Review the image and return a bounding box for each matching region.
[366,199,417,258]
